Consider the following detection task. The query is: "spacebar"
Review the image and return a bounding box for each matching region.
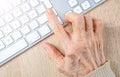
[0,39,28,64]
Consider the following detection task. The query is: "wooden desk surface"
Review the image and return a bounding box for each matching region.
[0,0,120,77]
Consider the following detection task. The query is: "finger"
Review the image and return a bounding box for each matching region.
[41,42,64,66]
[84,16,99,66]
[86,48,98,69]
[93,19,105,63]
[84,15,94,38]
[46,8,70,42]
[64,12,85,37]
[93,19,103,35]
[80,55,93,71]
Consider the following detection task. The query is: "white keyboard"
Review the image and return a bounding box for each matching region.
[0,0,105,66]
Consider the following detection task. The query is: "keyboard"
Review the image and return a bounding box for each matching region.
[0,0,105,66]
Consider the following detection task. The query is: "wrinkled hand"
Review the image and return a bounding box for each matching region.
[41,8,106,77]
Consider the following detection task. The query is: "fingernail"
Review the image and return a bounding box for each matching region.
[46,8,53,15]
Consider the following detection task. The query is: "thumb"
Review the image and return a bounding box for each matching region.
[41,42,64,65]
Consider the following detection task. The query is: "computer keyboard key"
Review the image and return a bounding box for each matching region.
[29,20,39,30]
[0,39,28,64]
[10,20,21,30]
[0,8,4,16]
[10,0,22,7]
[38,24,51,37]
[3,14,14,23]
[0,31,4,39]
[44,1,53,8]
[94,0,101,3]
[26,31,40,44]
[36,5,46,15]
[0,18,5,27]
[29,0,39,7]
[28,10,38,19]
[21,26,30,35]
[37,14,48,24]
[2,26,13,35]
[73,6,83,13]
[19,15,29,24]
[22,0,27,2]
[13,8,22,17]
[3,36,14,46]
[68,0,78,7]
[0,41,5,50]
[81,1,91,10]
[12,31,22,40]
[3,2,13,12]
[21,3,31,12]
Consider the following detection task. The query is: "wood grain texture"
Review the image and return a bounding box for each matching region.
[0,0,120,77]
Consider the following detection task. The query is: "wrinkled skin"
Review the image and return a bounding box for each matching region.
[41,8,106,77]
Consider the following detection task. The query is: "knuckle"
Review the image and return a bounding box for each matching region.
[94,19,103,26]
[85,15,92,19]
[74,14,84,22]
[67,44,80,55]
[58,25,64,31]
[74,15,81,21]
[54,25,61,32]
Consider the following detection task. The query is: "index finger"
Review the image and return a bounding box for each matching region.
[64,12,85,37]
[46,8,70,42]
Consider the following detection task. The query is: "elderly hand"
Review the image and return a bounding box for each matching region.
[41,8,106,77]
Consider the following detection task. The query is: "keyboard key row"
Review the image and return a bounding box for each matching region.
[0,24,51,46]
[68,0,102,8]
[0,3,48,26]
[68,0,103,13]
[0,39,28,63]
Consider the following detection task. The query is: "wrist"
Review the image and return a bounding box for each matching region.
[86,61,115,77]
